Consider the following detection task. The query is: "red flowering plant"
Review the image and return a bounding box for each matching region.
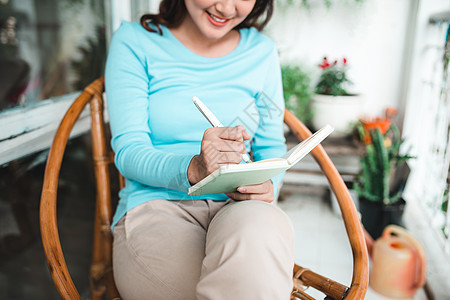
[315,57,354,96]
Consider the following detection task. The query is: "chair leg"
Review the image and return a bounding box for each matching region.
[90,205,121,299]
[90,204,107,299]
[291,289,315,300]
[90,286,106,300]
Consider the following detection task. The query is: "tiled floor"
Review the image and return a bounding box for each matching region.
[279,191,353,299]
[0,136,433,299]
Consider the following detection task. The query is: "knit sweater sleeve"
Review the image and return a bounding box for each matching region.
[105,22,193,192]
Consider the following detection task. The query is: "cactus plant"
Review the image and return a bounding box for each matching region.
[355,123,414,206]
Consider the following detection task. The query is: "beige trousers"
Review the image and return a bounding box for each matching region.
[113,199,295,300]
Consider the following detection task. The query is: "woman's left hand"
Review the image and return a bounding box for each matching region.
[225,180,274,203]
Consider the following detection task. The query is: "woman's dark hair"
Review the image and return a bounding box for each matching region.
[140,0,273,34]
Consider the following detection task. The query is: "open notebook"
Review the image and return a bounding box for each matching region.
[188,124,334,195]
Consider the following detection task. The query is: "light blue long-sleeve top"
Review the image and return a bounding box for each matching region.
[105,21,286,228]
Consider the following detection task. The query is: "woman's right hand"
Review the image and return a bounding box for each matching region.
[187,125,251,185]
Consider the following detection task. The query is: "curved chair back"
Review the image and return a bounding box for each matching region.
[40,78,120,300]
[284,110,369,299]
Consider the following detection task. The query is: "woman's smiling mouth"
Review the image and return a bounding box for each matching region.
[205,10,231,27]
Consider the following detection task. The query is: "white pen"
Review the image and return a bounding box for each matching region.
[192,96,252,163]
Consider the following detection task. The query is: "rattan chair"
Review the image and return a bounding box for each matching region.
[40,77,369,300]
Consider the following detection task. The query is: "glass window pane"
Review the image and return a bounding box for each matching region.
[0,0,106,112]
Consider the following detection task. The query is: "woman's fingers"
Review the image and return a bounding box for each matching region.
[237,182,272,194]
[225,181,274,203]
[201,126,250,166]
[202,152,243,173]
[202,139,247,154]
[205,126,251,142]
[188,126,252,185]
[236,125,252,141]
[225,191,273,203]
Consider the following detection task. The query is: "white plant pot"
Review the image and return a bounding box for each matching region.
[311,94,363,137]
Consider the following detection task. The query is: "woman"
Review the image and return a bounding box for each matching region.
[105,0,295,299]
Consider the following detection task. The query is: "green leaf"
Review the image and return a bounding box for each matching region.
[281,65,314,125]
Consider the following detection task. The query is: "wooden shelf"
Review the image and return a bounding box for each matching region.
[284,132,362,187]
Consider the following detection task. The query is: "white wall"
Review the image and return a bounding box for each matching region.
[265,0,411,117]
[109,0,160,33]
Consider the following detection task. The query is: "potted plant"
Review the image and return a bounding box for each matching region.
[281,65,314,127]
[355,108,415,239]
[311,57,362,136]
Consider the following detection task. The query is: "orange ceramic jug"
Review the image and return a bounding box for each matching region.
[369,225,426,298]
